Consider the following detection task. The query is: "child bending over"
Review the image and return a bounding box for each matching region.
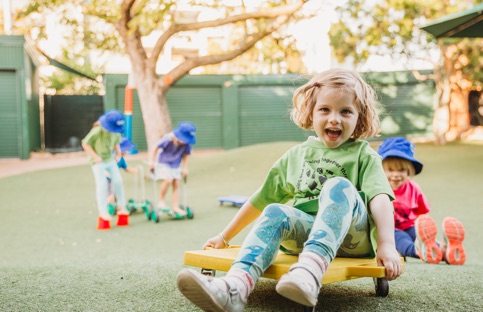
[149,121,196,217]
[82,110,129,228]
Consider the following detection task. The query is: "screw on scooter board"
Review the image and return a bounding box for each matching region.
[125,165,151,218]
[149,173,194,223]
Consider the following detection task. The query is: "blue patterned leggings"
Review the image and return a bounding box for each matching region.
[232,177,373,283]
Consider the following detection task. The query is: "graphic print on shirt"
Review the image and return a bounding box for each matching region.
[296,158,349,202]
[394,208,410,228]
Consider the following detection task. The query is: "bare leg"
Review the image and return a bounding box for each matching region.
[107,194,116,204]
[158,179,172,208]
[110,167,128,215]
[171,179,183,214]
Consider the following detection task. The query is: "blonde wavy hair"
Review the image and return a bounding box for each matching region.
[290,68,382,139]
[382,157,416,177]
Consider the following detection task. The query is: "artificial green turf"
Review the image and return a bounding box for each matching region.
[1,141,482,311]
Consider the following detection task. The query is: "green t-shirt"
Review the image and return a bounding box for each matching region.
[249,138,394,252]
[82,126,121,164]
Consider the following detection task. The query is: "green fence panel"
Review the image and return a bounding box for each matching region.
[113,84,223,150]
[44,95,103,149]
[238,85,311,146]
[104,72,436,151]
[167,86,223,149]
[367,71,435,139]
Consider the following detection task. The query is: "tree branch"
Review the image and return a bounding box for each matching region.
[411,70,434,81]
[116,0,150,80]
[176,1,306,31]
[148,25,178,70]
[160,14,291,91]
[148,0,307,70]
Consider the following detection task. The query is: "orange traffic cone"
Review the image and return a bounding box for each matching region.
[117,213,129,226]
[97,216,111,230]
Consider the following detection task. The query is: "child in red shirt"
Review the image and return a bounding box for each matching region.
[378,137,466,265]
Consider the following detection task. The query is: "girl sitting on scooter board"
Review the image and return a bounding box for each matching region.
[176,69,402,311]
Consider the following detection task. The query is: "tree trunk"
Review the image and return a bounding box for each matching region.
[446,87,470,141]
[432,60,450,145]
[432,45,471,143]
[135,75,172,157]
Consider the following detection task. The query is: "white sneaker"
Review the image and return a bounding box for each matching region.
[276,265,321,307]
[177,268,246,312]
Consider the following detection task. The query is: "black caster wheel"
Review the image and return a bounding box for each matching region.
[201,268,215,277]
[374,277,389,297]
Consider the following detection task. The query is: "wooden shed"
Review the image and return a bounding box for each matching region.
[0,35,41,159]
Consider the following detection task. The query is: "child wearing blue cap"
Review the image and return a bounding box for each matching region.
[82,110,130,229]
[117,137,137,172]
[378,137,466,265]
[149,121,196,217]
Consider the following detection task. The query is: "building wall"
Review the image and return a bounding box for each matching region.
[0,35,40,159]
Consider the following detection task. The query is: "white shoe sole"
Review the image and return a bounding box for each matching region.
[276,278,317,307]
[177,269,227,312]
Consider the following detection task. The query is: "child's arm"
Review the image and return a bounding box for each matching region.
[149,146,160,173]
[181,154,189,178]
[203,201,262,249]
[369,193,403,281]
[81,142,102,163]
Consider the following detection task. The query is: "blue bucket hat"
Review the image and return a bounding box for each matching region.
[99,110,125,134]
[173,121,197,145]
[377,137,423,174]
[119,137,136,153]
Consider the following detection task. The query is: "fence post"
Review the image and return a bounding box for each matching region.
[222,80,240,149]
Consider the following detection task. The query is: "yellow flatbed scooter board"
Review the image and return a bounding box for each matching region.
[183,246,404,307]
